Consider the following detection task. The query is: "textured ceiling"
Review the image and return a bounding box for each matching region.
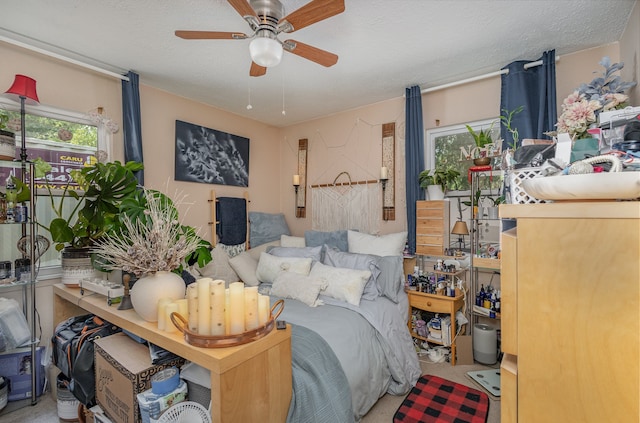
[0,0,637,127]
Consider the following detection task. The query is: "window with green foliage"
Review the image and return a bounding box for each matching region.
[425,119,501,194]
[1,101,99,269]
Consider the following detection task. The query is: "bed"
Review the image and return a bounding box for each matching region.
[198,196,421,422]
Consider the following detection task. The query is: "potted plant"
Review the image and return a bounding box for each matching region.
[92,187,212,321]
[418,167,461,200]
[466,121,496,165]
[0,110,16,161]
[34,157,145,285]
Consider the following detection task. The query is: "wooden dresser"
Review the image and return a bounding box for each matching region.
[415,200,450,255]
[500,202,639,423]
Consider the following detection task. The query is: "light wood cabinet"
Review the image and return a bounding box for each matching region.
[500,202,639,423]
[416,200,450,255]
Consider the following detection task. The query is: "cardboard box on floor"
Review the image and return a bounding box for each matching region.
[94,333,185,423]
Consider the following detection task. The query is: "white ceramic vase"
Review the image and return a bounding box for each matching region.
[130,271,185,322]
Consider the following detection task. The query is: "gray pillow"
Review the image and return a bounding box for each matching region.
[266,245,324,263]
[249,212,290,247]
[322,248,380,301]
[304,230,348,252]
[374,255,404,303]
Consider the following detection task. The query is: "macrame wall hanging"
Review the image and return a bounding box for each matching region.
[311,171,380,234]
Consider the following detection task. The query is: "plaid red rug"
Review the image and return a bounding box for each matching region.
[393,375,490,423]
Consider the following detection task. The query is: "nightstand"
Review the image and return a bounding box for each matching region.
[407,289,465,365]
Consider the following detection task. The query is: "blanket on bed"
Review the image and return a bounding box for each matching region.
[288,323,354,423]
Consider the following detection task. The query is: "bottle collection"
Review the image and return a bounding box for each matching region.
[0,176,28,224]
[475,284,501,317]
[407,264,457,297]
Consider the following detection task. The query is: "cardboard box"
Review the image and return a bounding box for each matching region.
[94,333,185,423]
[0,346,45,401]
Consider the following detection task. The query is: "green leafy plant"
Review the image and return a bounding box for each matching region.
[34,157,144,251]
[462,188,482,208]
[0,110,10,131]
[488,195,506,206]
[418,167,461,192]
[466,121,496,149]
[500,106,524,150]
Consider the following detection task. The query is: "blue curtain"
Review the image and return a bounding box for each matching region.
[500,49,557,149]
[122,71,144,185]
[404,85,425,255]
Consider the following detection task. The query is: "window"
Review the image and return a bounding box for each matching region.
[425,119,502,195]
[0,99,99,270]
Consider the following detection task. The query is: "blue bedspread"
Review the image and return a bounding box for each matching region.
[288,323,354,423]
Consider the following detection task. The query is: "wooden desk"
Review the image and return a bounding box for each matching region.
[53,284,292,423]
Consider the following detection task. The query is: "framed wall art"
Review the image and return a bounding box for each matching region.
[175,120,250,187]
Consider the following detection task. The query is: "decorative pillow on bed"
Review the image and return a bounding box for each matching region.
[249,212,290,247]
[270,271,327,307]
[347,230,407,256]
[304,230,349,252]
[322,248,380,301]
[267,245,324,263]
[255,252,313,283]
[373,255,404,303]
[280,234,306,248]
[309,262,371,306]
[228,251,260,286]
[248,240,280,260]
[195,246,239,285]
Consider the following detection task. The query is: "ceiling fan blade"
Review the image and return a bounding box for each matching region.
[278,0,345,33]
[175,30,248,40]
[227,0,257,19]
[250,62,267,77]
[284,40,338,67]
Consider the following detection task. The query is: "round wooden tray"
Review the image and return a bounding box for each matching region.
[170,299,284,348]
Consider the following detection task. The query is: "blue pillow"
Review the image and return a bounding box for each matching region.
[304,230,348,252]
[266,245,324,264]
[249,212,290,247]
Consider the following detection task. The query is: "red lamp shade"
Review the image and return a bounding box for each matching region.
[4,74,39,105]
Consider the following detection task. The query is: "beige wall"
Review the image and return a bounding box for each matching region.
[620,0,640,106]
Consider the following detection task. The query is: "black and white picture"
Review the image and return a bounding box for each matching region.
[175,120,250,187]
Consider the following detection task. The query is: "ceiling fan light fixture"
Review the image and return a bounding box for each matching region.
[249,36,283,68]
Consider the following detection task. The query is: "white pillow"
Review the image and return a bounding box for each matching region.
[347,230,407,256]
[309,262,371,306]
[228,251,259,286]
[255,253,313,283]
[280,234,306,248]
[270,271,327,307]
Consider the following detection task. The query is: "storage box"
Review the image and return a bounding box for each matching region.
[94,333,185,423]
[0,346,45,401]
[509,167,547,204]
[180,362,211,409]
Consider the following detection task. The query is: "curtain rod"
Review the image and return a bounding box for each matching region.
[0,32,129,82]
[419,56,560,94]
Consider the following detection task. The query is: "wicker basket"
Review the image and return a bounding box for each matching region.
[509,167,547,204]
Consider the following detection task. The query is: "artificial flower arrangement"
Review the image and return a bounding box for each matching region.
[554,56,636,140]
[92,187,211,277]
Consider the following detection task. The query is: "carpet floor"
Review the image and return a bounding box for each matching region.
[0,360,500,422]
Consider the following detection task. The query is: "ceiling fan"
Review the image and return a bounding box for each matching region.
[175,0,344,77]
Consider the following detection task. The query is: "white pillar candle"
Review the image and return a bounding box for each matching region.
[258,294,270,326]
[244,286,259,331]
[197,278,212,335]
[293,174,300,186]
[164,302,179,333]
[224,289,231,335]
[380,166,389,179]
[157,298,173,331]
[228,281,245,335]
[186,284,199,333]
[209,279,226,336]
[175,298,188,321]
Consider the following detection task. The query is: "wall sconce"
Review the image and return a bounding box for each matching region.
[293,174,300,216]
[451,220,470,255]
[380,166,389,220]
